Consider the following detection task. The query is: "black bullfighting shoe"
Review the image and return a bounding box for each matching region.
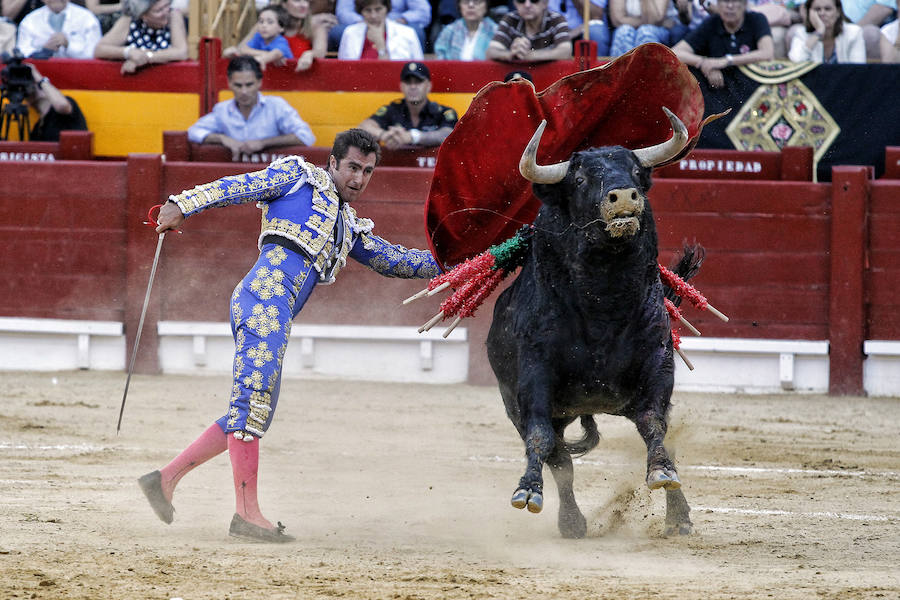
[138,470,175,524]
[228,514,296,543]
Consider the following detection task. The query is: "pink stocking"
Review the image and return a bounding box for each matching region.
[228,434,273,530]
[158,423,227,501]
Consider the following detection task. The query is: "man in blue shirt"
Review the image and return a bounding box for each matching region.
[188,56,315,161]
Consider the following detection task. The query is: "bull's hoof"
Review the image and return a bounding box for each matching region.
[511,489,543,513]
[558,509,587,539]
[664,522,693,537]
[647,468,681,490]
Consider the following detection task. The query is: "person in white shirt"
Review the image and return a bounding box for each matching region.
[788,0,866,62]
[16,0,101,58]
[337,0,423,59]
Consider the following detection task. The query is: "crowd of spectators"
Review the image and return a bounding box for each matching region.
[3,0,895,64]
[0,0,897,145]
[2,0,898,63]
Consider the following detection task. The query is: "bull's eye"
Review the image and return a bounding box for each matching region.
[575,176,585,186]
[632,166,640,178]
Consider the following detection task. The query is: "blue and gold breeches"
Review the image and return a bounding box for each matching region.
[215,243,317,439]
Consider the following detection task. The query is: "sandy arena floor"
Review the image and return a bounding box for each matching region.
[1,370,898,599]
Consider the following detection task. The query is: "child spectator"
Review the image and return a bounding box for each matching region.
[228,4,295,68]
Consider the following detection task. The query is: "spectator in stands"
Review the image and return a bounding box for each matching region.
[22,62,88,140]
[548,0,611,56]
[503,68,533,81]
[359,61,457,149]
[485,0,572,62]
[226,0,333,71]
[608,0,686,56]
[93,0,187,74]
[85,0,123,34]
[223,4,294,69]
[337,0,424,59]
[1,0,41,26]
[286,0,337,69]
[817,0,895,59]
[332,0,430,51]
[433,0,498,59]
[788,0,866,61]
[743,0,802,57]
[672,0,774,88]
[882,15,898,61]
[0,18,13,55]
[188,56,315,161]
[15,0,101,58]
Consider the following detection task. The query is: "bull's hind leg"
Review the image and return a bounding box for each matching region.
[664,488,693,536]
[546,431,587,538]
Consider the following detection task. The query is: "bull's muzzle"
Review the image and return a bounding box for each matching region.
[601,187,644,237]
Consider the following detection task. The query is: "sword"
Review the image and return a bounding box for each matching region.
[117,205,168,434]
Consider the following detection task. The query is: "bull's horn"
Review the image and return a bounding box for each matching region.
[632,107,689,168]
[519,120,569,184]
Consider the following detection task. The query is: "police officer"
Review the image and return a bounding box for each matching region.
[359,61,458,150]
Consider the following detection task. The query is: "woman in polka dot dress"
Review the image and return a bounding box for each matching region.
[93,0,188,74]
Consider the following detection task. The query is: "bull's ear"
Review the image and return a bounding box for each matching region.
[532,182,567,207]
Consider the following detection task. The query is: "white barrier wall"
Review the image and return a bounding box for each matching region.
[2,318,899,397]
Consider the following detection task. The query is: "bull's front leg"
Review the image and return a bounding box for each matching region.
[510,379,555,514]
[633,408,681,490]
[633,408,693,536]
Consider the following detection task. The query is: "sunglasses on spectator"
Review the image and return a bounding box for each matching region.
[514,0,543,4]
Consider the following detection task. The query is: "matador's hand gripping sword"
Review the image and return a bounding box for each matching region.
[116,205,168,434]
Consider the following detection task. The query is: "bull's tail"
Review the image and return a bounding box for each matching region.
[564,415,600,457]
[663,243,705,307]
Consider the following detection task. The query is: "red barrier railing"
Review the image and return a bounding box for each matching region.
[2,154,896,392]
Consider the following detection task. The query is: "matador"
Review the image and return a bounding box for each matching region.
[138,129,440,542]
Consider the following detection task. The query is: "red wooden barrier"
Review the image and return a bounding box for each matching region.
[884,147,900,179]
[0,131,94,161]
[828,167,869,395]
[2,156,898,391]
[655,146,814,181]
[867,180,900,340]
[162,130,438,167]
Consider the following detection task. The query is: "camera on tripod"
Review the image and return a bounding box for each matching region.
[1,50,36,141]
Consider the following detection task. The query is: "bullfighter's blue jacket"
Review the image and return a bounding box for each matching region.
[168,155,440,282]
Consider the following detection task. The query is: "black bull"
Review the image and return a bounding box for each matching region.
[485,109,695,538]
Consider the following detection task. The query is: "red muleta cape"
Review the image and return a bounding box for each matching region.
[425,43,707,271]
